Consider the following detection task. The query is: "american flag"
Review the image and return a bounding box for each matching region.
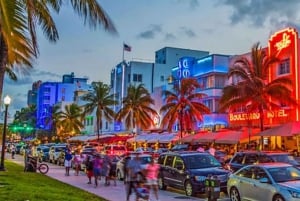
[123,43,132,52]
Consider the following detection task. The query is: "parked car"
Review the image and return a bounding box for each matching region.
[116,153,152,180]
[228,163,300,201]
[227,151,299,172]
[49,145,67,164]
[35,146,50,162]
[170,144,189,151]
[157,151,230,196]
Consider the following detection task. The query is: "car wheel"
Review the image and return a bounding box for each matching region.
[158,176,167,190]
[117,170,122,180]
[273,194,285,201]
[184,180,194,196]
[230,187,241,201]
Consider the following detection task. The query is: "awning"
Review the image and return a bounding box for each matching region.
[158,133,178,143]
[258,121,300,137]
[146,133,161,143]
[194,132,220,143]
[214,129,260,144]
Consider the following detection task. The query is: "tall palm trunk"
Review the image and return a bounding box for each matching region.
[0,36,8,107]
[259,106,264,150]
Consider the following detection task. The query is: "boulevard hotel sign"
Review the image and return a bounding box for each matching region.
[230,27,299,126]
[229,109,288,122]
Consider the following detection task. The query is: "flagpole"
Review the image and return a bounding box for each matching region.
[122,42,125,61]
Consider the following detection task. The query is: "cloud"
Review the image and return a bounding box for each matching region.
[219,0,300,27]
[164,33,176,41]
[175,0,200,9]
[137,24,162,39]
[180,27,197,38]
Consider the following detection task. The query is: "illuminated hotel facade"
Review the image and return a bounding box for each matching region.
[229,27,300,129]
[227,27,300,149]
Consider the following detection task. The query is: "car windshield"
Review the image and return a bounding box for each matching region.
[185,154,221,169]
[55,147,65,152]
[268,166,300,182]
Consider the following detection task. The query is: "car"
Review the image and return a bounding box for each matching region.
[116,153,152,180]
[157,151,231,196]
[228,163,300,201]
[227,151,299,172]
[49,145,67,164]
[170,144,189,151]
[32,145,50,162]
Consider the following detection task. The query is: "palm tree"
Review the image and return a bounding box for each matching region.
[56,103,84,140]
[116,84,157,133]
[160,77,210,139]
[219,42,297,132]
[81,82,118,140]
[0,0,117,103]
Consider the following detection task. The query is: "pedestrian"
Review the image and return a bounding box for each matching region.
[64,148,73,176]
[11,144,16,159]
[92,154,103,188]
[208,144,216,156]
[73,150,82,176]
[125,153,142,201]
[145,156,160,201]
[102,155,111,186]
[85,155,94,184]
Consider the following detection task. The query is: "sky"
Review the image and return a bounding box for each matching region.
[3,0,300,114]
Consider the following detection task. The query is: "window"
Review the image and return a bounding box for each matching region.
[244,154,258,164]
[215,75,226,88]
[278,58,290,75]
[160,76,164,82]
[232,154,244,164]
[204,99,213,111]
[165,155,174,167]
[237,166,253,178]
[133,74,142,82]
[128,74,131,82]
[174,156,184,169]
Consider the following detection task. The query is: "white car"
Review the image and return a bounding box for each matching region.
[49,145,67,164]
[116,153,152,180]
[228,163,300,201]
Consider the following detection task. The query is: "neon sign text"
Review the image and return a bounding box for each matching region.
[230,109,288,122]
[275,33,291,52]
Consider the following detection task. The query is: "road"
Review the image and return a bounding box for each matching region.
[8,153,230,201]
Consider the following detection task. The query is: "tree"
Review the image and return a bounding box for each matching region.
[160,77,210,138]
[56,103,84,140]
[219,42,297,132]
[115,84,157,133]
[0,0,117,103]
[81,82,118,140]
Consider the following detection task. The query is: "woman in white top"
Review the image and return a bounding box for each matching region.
[73,151,82,176]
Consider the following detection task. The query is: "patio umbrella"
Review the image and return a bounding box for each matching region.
[258,121,300,137]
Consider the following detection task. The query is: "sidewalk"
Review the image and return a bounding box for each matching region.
[8,154,207,201]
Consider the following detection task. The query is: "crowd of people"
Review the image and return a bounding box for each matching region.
[61,145,160,201]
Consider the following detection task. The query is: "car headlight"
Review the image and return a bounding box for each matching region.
[288,190,300,198]
[194,176,206,182]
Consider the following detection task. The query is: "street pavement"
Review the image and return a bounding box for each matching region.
[8,154,230,201]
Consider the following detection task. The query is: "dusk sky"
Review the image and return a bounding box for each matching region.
[3,0,300,114]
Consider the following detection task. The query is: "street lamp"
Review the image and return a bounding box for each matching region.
[0,95,11,171]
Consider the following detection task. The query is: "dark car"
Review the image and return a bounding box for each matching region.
[157,151,230,196]
[227,151,299,172]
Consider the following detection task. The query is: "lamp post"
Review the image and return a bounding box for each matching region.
[0,95,11,171]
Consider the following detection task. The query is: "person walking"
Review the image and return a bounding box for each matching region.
[85,155,94,184]
[102,155,111,186]
[145,156,160,201]
[73,150,82,176]
[92,154,103,188]
[11,144,16,159]
[125,153,142,201]
[64,148,73,176]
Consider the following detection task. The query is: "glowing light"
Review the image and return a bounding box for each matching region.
[275,33,291,52]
